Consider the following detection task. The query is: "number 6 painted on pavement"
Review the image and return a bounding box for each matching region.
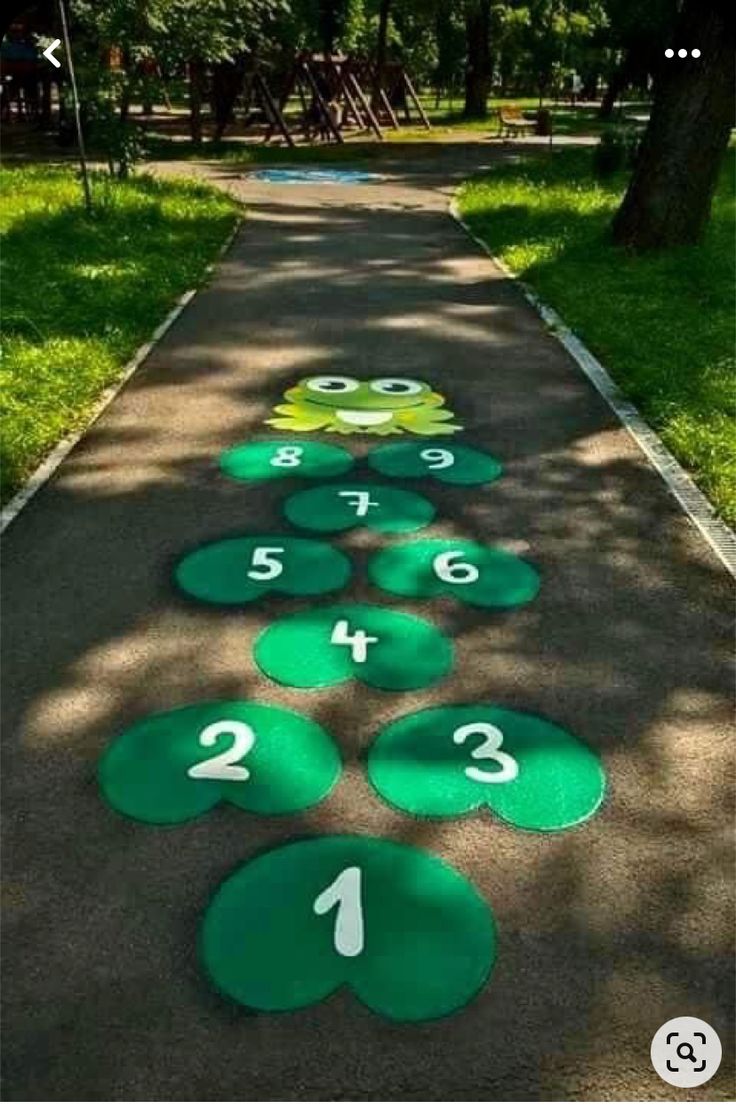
[433,550,480,584]
[453,723,519,783]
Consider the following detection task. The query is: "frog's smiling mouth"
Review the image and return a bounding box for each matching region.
[306,396,424,415]
[336,408,394,426]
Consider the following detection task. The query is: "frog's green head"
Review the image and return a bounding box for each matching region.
[287,376,441,412]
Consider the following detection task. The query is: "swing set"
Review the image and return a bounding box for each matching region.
[248,52,431,148]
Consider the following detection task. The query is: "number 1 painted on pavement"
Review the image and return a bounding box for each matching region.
[313,866,364,957]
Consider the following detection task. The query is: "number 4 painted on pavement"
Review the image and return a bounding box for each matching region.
[330,619,378,663]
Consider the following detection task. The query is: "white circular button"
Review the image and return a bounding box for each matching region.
[651,1016,722,1088]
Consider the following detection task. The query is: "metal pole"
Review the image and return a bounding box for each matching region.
[57,0,92,213]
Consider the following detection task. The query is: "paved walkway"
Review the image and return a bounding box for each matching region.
[2,145,733,1099]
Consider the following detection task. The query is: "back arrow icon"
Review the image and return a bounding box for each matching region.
[43,39,62,68]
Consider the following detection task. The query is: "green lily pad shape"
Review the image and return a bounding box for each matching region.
[368,441,502,485]
[99,701,341,825]
[220,439,354,482]
[201,835,496,1021]
[175,535,351,605]
[283,482,435,534]
[368,705,606,832]
[254,604,453,691]
[368,539,540,609]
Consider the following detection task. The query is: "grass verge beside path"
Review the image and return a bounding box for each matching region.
[0,166,240,504]
[458,148,735,527]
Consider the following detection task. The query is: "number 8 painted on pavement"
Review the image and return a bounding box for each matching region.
[313,865,364,957]
[187,720,256,781]
[270,446,303,467]
[453,723,519,784]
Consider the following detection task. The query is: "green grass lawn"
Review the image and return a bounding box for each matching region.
[0,166,240,504]
[458,148,735,526]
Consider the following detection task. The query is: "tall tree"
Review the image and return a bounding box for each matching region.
[463,0,491,117]
[612,0,735,249]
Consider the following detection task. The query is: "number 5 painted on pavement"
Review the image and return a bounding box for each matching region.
[187,720,256,781]
[453,723,519,784]
[247,546,285,581]
[313,865,364,957]
[338,491,379,517]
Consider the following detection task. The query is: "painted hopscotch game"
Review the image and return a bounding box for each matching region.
[98,376,607,1021]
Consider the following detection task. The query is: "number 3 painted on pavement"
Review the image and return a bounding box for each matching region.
[453,723,519,783]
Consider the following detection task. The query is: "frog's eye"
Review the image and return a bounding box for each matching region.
[306,376,360,395]
[369,378,424,396]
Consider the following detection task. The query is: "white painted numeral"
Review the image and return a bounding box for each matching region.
[270,446,303,467]
[420,448,454,470]
[452,722,519,784]
[338,490,379,517]
[433,550,480,584]
[313,866,364,957]
[187,720,256,781]
[330,619,378,663]
[247,546,285,581]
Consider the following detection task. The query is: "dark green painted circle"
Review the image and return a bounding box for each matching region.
[368,441,502,485]
[283,483,435,534]
[254,604,453,691]
[175,535,351,605]
[367,705,606,832]
[368,539,540,608]
[98,701,341,825]
[201,835,496,1021]
[220,439,353,482]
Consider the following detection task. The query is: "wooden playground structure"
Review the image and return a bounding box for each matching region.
[251,53,431,148]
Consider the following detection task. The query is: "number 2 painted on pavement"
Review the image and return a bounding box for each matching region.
[330,619,378,663]
[187,720,256,781]
[338,491,379,517]
[453,723,519,784]
[247,546,285,581]
[270,446,303,467]
[313,866,364,957]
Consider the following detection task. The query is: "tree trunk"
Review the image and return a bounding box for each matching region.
[599,51,631,119]
[373,0,392,109]
[612,0,735,250]
[463,0,491,118]
[189,58,205,144]
[212,57,246,141]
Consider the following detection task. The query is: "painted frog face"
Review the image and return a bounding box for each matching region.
[300,376,435,413]
[266,375,462,436]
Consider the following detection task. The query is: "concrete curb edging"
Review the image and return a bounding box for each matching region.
[0,218,242,535]
[449,198,736,579]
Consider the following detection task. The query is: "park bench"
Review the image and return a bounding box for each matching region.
[497,105,536,138]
